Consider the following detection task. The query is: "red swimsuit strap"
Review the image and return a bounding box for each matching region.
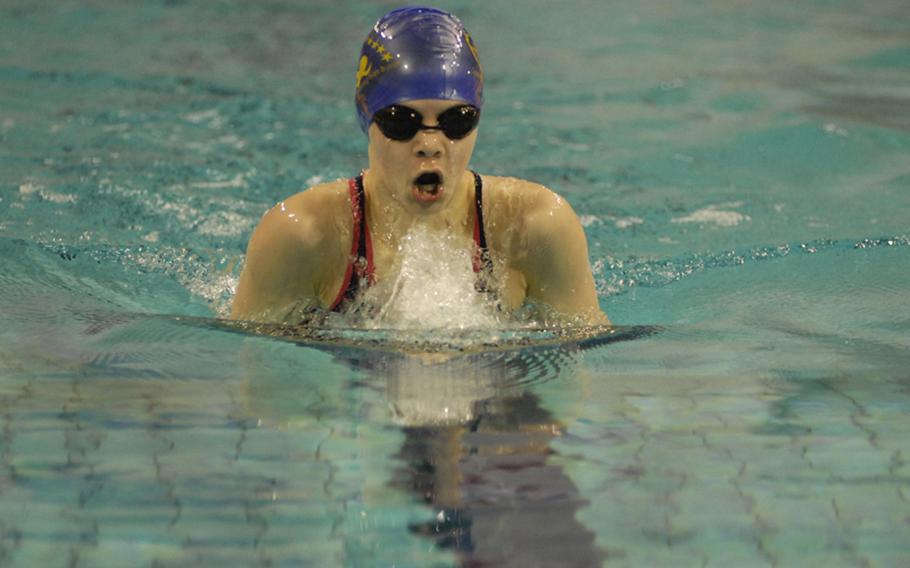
[331,173,485,311]
[329,177,374,311]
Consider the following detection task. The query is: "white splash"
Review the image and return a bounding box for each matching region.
[579,214,644,229]
[672,202,750,227]
[823,123,848,137]
[196,210,252,237]
[183,108,225,128]
[19,182,76,203]
[191,172,247,189]
[614,216,644,229]
[360,224,499,330]
[19,182,39,196]
[579,214,599,227]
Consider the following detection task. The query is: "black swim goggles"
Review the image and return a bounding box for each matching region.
[372,104,480,141]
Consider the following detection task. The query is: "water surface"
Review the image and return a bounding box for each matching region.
[1,0,909,565]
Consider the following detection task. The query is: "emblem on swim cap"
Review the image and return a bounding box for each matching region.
[354,6,484,134]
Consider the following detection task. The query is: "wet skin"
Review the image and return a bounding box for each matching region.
[231,99,609,325]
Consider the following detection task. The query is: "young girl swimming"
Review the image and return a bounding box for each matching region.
[232,7,608,326]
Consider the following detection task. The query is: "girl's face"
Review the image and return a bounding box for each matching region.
[365,98,479,215]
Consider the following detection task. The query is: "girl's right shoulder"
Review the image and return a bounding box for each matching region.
[283,178,352,217]
[253,178,353,251]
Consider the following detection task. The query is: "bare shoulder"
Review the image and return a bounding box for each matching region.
[257,178,350,247]
[479,174,607,324]
[482,175,556,206]
[481,174,582,239]
[284,178,350,211]
[232,179,351,320]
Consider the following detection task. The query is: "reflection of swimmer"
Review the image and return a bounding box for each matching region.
[233,316,600,563]
[393,393,603,566]
[232,7,608,326]
[380,345,583,426]
[357,341,601,565]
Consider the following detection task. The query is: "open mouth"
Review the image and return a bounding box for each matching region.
[413,171,443,200]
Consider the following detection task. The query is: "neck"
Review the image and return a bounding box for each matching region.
[361,169,476,251]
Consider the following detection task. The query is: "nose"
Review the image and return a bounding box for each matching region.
[414,129,444,159]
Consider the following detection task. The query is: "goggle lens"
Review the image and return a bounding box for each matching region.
[373,105,480,141]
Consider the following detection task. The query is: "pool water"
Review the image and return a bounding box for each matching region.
[2,0,910,565]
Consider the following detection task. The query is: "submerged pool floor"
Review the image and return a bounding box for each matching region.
[2,0,910,566]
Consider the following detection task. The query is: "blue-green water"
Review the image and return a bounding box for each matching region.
[2,0,910,565]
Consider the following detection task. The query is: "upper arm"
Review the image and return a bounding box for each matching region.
[519,188,609,324]
[231,188,344,322]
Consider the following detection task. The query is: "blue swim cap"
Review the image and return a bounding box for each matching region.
[354,7,483,134]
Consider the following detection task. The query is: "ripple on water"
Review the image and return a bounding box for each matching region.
[596,233,910,298]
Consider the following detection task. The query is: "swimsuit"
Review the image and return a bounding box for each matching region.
[329,171,491,311]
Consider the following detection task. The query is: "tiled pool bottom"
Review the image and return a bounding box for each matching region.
[1,340,907,566]
[1,245,908,567]
[558,368,909,566]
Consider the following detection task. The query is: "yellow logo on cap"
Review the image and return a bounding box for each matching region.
[355,55,372,89]
[365,37,394,62]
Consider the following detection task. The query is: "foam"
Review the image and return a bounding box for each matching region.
[672,202,750,227]
[351,224,500,330]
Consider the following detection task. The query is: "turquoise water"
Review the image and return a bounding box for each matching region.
[2,0,910,565]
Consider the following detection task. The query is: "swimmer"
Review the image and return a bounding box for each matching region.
[231,6,609,326]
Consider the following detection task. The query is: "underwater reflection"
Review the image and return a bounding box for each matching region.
[340,346,602,567]
[234,324,656,565]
